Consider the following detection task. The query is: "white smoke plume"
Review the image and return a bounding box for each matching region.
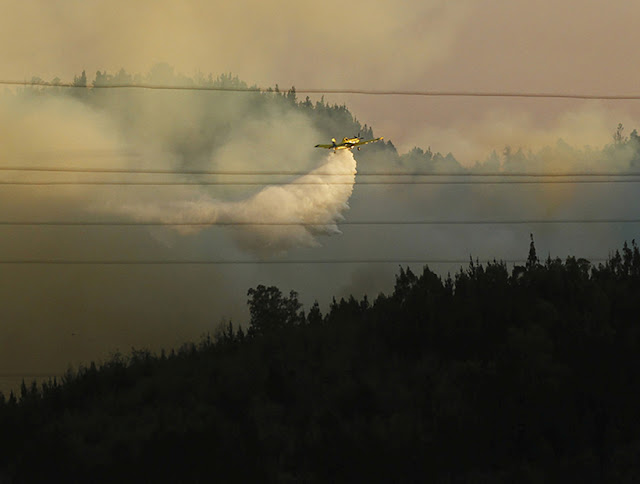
[113,150,357,256]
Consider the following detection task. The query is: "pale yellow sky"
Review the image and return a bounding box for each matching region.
[1,0,471,85]
[3,0,639,158]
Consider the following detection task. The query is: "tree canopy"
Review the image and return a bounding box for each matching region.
[1,239,640,482]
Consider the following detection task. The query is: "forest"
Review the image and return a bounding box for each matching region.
[1,237,639,482]
[17,65,640,173]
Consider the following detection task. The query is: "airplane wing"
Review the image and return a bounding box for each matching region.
[354,136,384,146]
[315,144,336,149]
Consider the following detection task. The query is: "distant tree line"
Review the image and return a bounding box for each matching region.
[14,65,640,174]
[1,238,639,482]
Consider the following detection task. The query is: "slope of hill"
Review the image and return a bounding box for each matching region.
[1,239,639,482]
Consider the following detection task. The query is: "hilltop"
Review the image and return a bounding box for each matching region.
[1,238,640,482]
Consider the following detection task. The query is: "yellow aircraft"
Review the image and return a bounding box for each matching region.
[315,134,383,151]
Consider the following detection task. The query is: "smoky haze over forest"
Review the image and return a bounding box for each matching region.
[1,66,640,377]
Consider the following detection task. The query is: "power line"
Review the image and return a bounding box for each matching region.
[2,219,640,227]
[2,179,640,186]
[3,166,640,177]
[3,79,640,100]
[0,258,610,265]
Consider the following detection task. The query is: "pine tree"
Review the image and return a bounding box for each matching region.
[526,233,539,270]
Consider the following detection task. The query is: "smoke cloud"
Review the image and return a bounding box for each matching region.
[400,104,639,167]
[0,83,362,377]
[113,150,356,255]
[0,0,476,90]
[2,0,640,391]
[2,77,639,381]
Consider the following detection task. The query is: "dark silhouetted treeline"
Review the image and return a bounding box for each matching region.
[1,238,640,482]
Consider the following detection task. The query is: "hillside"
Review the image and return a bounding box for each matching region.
[1,238,640,482]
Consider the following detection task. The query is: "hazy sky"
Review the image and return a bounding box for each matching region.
[1,0,640,378]
[3,0,640,154]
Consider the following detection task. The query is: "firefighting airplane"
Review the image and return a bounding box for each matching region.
[315,134,383,151]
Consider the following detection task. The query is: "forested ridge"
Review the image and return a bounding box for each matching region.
[19,65,397,169]
[19,65,640,171]
[1,239,640,482]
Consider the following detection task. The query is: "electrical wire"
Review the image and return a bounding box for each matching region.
[1,219,639,227]
[0,258,611,265]
[2,179,640,186]
[3,80,640,100]
[3,166,640,177]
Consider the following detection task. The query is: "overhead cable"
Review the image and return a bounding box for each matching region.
[3,79,640,100]
[1,179,640,186]
[3,166,640,177]
[0,258,610,265]
[2,219,639,227]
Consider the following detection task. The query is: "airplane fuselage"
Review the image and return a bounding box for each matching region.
[342,137,361,145]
